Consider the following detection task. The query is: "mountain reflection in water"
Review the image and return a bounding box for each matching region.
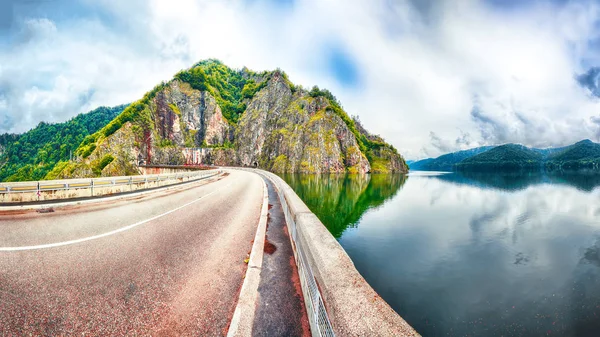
[279,173,406,238]
[280,171,600,336]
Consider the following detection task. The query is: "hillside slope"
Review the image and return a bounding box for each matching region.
[0,105,126,182]
[455,144,543,171]
[545,139,600,170]
[410,146,493,171]
[51,60,407,178]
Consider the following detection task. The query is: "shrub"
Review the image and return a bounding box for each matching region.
[81,144,96,158]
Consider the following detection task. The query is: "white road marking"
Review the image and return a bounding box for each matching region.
[0,182,232,252]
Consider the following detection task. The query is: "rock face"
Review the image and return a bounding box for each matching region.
[60,60,408,177]
[145,81,230,166]
[153,81,229,146]
[236,73,371,173]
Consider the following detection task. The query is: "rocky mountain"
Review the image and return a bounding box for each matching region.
[49,60,407,178]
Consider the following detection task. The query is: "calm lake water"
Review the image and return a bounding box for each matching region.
[280,171,600,337]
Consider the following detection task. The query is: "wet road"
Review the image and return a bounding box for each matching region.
[0,170,263,336]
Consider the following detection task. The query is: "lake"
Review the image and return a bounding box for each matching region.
[280,171,600,336]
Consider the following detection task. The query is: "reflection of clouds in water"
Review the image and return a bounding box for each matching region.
[581,237,600,268]
[514,252,530,265]
[344,174,600,335]
[468,197,508,240]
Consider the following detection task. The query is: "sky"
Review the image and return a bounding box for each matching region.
[2,0,600,159]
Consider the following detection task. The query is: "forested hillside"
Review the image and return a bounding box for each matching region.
[545,139,600,170]
[455,144,543,171]
[409,146,493,171]
[411,140,600,172]
[0,105,127,182]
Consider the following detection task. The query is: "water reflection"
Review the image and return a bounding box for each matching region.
[283,171,600,336]
[280,174,406,238]
[435,171,600,192]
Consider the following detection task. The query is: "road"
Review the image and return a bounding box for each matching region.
[0,170,263,336]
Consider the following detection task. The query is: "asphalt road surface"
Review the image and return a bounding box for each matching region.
[0,170,263,336]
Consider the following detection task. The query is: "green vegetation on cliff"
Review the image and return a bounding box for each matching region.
[175,59,270,124]
[0,105,126,182]
[310,86,408,173]
[43,60,407,179]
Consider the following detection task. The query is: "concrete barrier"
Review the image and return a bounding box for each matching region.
[251,169,420,337]
[0,170,220,204]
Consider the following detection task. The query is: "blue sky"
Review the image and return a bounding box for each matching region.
[2,0,600,159]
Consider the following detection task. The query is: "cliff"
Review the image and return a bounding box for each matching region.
[51,60,407,178]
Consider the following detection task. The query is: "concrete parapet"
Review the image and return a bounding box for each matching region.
[256,170,420,337]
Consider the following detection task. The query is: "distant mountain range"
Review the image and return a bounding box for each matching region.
[410,139,600,172]
[409,146,493,171]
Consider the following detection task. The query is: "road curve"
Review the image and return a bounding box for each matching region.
[0,170,263,336]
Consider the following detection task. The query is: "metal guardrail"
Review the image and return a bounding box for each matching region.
[251,169,336,337]
[0,170,220,195]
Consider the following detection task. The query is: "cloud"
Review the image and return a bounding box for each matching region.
[17,18,57,44]
[428,131,453,154]
[576,67,600,97]
[591,115,600,141]
[3,0,600,160]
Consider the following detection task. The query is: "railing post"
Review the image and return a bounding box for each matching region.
[129,176,132,191]
[37,181,40,201]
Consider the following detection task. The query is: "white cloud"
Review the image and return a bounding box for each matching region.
[2,0,600,160]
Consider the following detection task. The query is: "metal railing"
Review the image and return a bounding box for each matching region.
[252,169,335,337]
[0,170,220,195]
